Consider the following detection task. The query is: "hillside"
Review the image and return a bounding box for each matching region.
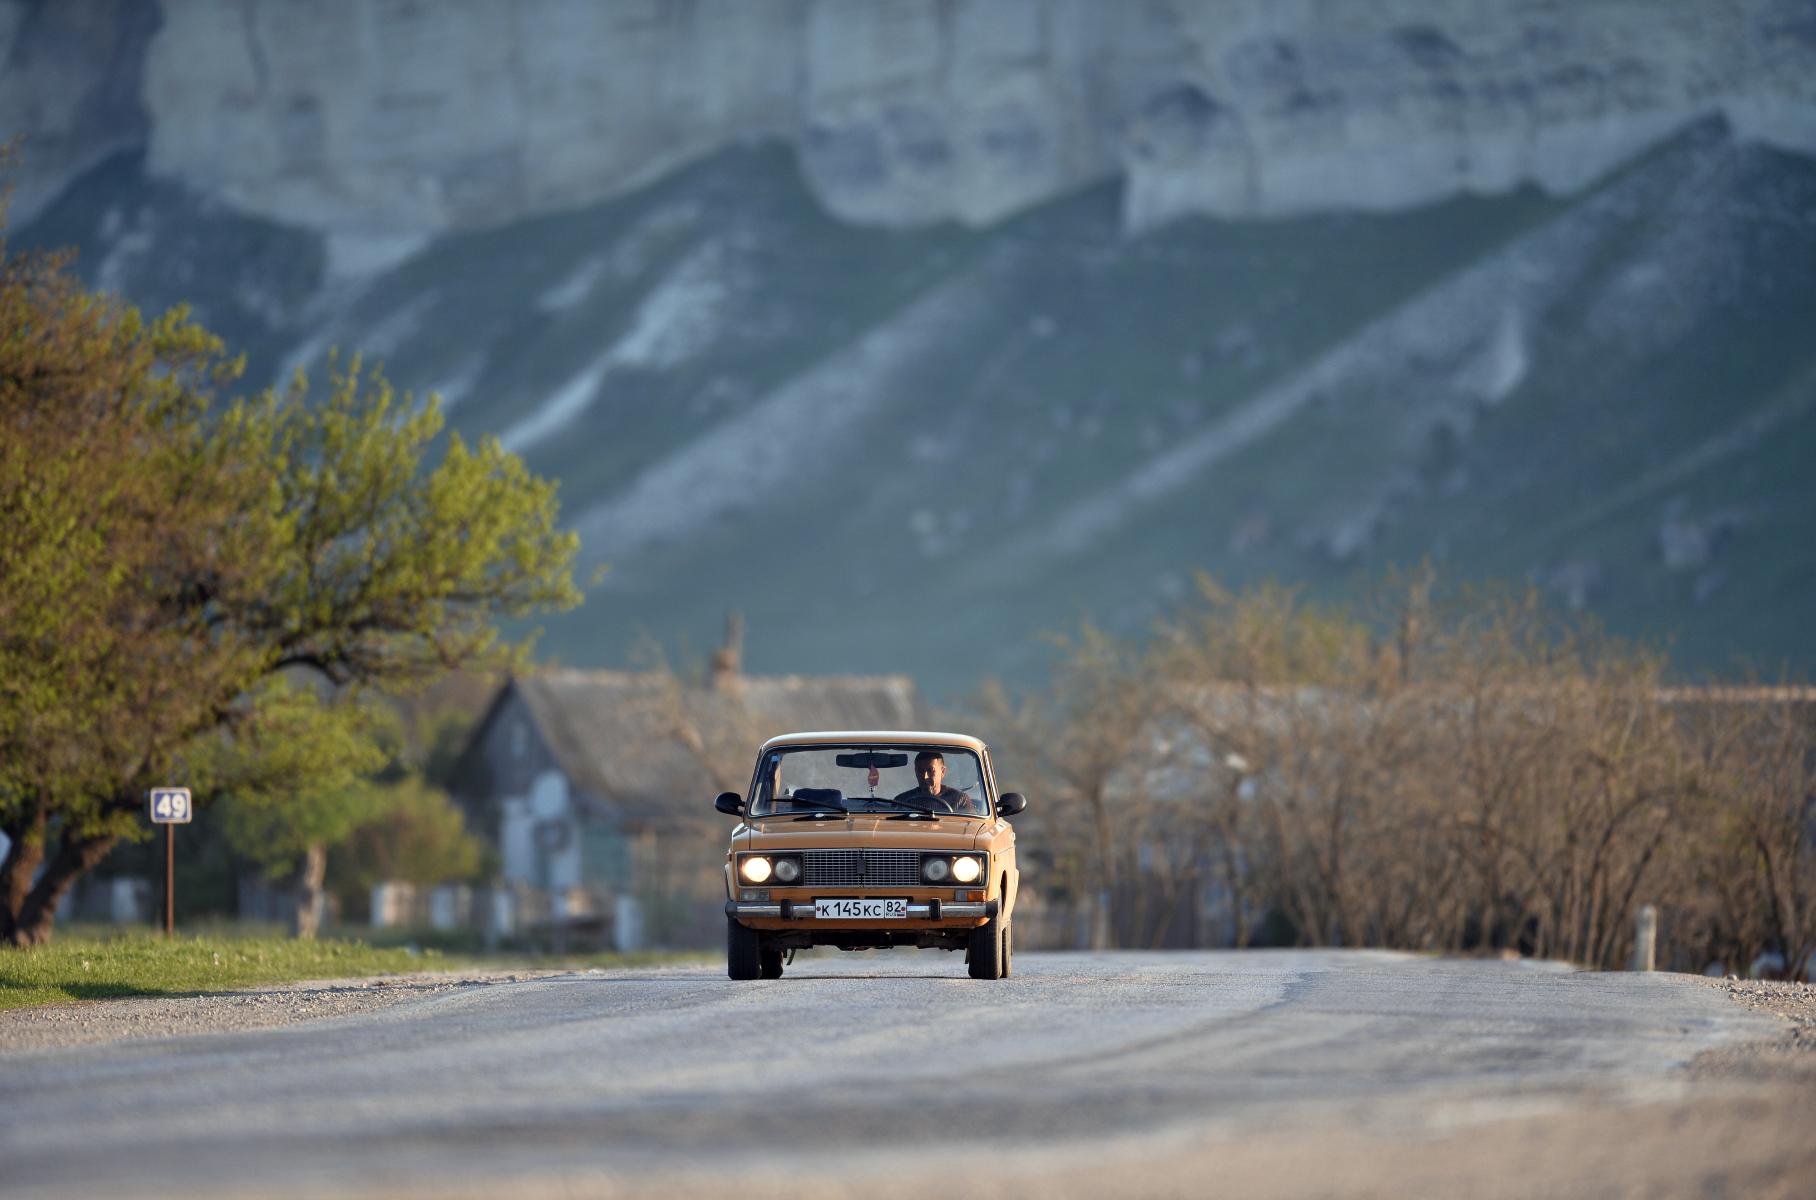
[22,115,1814,695]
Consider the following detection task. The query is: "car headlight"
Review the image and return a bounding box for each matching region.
[741,856,772,883]
[951,856,982,883]
[922,857,951,882]
[773,857,800,883]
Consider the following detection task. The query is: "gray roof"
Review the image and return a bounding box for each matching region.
[505,669,921,824]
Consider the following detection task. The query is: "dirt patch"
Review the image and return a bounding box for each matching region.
[0,968,574,1053]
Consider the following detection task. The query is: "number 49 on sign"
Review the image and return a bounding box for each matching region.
[149,788,193,823]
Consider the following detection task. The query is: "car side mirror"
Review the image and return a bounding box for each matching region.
[998,792,1027,816]
[714,791,745,815]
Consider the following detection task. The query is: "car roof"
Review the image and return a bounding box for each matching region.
[757,730,989,755]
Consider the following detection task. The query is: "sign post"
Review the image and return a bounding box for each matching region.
[147,788,193,938]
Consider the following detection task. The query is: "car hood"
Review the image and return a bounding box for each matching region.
[735,817,992,854]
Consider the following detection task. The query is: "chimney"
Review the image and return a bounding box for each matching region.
[711,610,743,690]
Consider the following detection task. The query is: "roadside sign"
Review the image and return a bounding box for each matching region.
[148,788,192,937]
[148,788,193,824]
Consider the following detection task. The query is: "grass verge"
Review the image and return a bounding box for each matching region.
[0,930,435,1011]
[0,925,721,1012]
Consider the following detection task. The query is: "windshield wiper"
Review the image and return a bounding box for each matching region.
[752,805,846,820]
[863,798,942,817]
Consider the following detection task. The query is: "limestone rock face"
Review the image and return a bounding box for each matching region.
[140,0,806,273]
[8,0,1815,267]
[1116,1,1816,229]
[0,0,158,223]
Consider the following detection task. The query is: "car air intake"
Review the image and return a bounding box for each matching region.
[801,849,922,888]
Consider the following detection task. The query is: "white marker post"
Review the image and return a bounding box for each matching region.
[147,788,193,938]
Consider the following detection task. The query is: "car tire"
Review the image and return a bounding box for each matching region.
[728,917,762,980]
[968,913,1003,979]
[759,946,784,979]
[1001,915,1013,979]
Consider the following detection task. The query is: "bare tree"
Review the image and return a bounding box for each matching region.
[971,625,1156,947]
[993,569,1807,973]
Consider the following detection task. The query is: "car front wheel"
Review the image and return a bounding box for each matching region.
[968,912,1004,979]
[728,917,762,980]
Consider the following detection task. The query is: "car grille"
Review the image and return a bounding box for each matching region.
[801,849,921,888]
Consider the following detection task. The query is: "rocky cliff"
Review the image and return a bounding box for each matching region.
[8,4,1816,689]
[0,0,157,222]
[7,1,1814,275]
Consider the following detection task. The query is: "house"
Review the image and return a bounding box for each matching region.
[456,620,920,949]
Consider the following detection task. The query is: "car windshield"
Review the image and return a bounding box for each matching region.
[749,745,990,818]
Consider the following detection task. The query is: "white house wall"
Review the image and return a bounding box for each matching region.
[531,769,581,892]
[500,795,535,886]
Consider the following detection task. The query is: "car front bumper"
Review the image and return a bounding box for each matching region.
[725,899,998,921]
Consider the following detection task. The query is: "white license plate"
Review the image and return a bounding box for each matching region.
[814,898,907,920]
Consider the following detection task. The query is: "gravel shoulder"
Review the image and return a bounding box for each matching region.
[0,967,579,1053]
[1683,974,1816,1085]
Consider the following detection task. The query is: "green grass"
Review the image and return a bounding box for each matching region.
[0,925,722,1012]
[0,929,439,1012]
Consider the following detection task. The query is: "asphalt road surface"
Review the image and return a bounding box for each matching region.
[1,950,1806,1199]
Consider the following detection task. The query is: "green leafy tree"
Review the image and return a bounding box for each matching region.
[0,226,273,942]
[200,680,390,937]
[325,776,488,925]
[0,219,580,944]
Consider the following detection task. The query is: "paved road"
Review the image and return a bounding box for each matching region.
[0,951,1787,1199]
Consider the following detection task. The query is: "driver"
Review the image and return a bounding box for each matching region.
[894,750,978,814]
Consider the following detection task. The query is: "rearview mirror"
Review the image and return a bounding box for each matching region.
[835,751,909,769]
[714,791,744,815]
[998,792,1027,816]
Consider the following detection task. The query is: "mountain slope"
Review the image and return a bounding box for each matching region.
[20,121,1816,695]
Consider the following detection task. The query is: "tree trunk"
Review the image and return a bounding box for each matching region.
[9,828,119,946]
[0,806,48,943]
[1218,818,1250,949]
[290,843,327,939]
[1146,867,1189,950]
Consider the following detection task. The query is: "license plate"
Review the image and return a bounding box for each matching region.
[814,898,907,920]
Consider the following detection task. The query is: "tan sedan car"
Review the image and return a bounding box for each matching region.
[717,731,1026,980]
